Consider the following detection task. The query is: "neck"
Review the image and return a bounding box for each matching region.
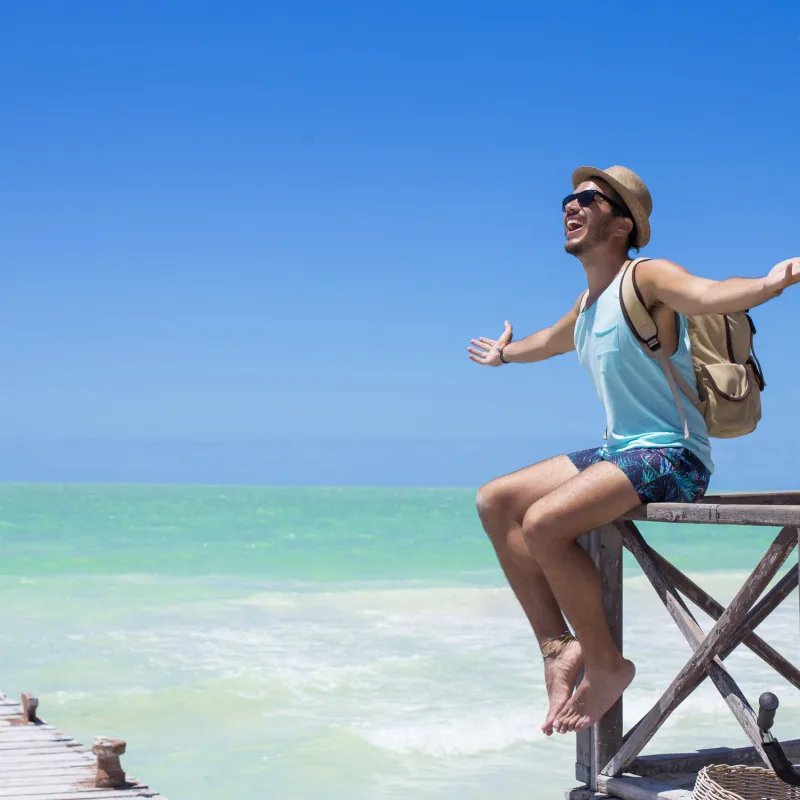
[580,248,629,303]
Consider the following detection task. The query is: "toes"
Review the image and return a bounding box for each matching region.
[574,715,592,733]
[553,709,580,734]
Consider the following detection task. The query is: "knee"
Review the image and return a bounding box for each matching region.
[476,480,507,527]
[521,505,561,561]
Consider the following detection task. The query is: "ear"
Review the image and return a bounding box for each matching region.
[616,216,634,242]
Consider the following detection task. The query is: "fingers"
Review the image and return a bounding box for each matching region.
[467,347,490,360]
[781,260,800,287]
[469,323,511,365]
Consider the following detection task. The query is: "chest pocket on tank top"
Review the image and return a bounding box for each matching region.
[592,324,619,360]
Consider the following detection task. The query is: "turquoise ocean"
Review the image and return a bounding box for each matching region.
[1,484,798,799]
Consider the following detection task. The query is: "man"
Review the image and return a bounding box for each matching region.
[468,165,799,736]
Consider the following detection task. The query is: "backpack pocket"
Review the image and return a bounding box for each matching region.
[700,362,762,438]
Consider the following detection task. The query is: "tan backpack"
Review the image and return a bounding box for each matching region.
[620,258,766,439]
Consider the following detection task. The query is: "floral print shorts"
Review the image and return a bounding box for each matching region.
[567,446,711,504]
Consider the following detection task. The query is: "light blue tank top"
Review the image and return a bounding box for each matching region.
[574,271,714,473]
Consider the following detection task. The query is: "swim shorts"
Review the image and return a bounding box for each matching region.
[567,446,711,504]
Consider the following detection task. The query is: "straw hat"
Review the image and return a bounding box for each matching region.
[571,165,652,248]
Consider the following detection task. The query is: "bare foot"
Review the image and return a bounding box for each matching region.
[541,638,584,736]
[552,658,635,734]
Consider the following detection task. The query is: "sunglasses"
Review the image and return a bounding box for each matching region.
[562,189,629,217]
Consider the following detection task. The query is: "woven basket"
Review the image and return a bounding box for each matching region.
[693,765,800,800]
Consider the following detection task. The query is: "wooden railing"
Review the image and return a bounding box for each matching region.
[569,492,800,800]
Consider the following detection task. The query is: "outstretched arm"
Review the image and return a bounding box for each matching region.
[468,293,583,367]
[637,257,800,315]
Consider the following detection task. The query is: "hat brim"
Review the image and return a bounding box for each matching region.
[572,166,650,248]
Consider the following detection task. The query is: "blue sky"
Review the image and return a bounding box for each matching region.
[2,0,799,486]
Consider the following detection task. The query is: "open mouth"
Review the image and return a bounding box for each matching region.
[565,216,585,238]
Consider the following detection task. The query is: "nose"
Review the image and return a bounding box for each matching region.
[564,196,582,215]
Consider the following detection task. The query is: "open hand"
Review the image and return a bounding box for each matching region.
[468,321,513,366]
[765,258,800,295]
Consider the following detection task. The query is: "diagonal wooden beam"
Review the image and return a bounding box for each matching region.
[720,563,798,665]
[621,551,800,752]
[614,521,768,766]
[651,552,800,688]
[604,524,797,777]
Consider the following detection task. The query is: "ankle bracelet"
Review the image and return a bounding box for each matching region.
[541,632,577,660]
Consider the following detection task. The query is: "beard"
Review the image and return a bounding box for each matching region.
[564,214,617,256]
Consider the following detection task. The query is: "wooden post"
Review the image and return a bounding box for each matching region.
[576,523,623,790]
[93,736,127,788]
[21,692,38,722]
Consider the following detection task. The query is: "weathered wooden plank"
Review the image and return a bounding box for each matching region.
[617,521,768,765]
[604,525,796,776]
[653,553,800,688]
[622,503,800,527]
[0,765,92,778]
[702,491,800,506]
[0,742,90,755]
[575,739,592,786]
[0,782,159,796]
[597,774,693,800]
[0,740,82,751]
[631,738,800,779]
[0,782,164,799]
[0,775,98,787]
[0,733,75,745]
[0,744,92,755]
[0,723,59,732]
[0,791,160,799]
[0,727,71,737]
[0,753,95,766]
[566,788,607,800]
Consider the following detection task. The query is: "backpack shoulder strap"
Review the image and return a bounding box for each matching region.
[620,258,659,348]
[618,258,702,438]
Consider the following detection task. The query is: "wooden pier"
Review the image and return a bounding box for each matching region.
[0,692,168,800]
[567,490,800,800]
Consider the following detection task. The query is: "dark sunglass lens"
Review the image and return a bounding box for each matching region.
[563,190,598,212]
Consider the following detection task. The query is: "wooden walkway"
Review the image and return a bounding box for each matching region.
[0,693,168,800]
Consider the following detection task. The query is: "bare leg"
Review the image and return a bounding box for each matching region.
[522,461,642,733]
[477,455,585,733]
